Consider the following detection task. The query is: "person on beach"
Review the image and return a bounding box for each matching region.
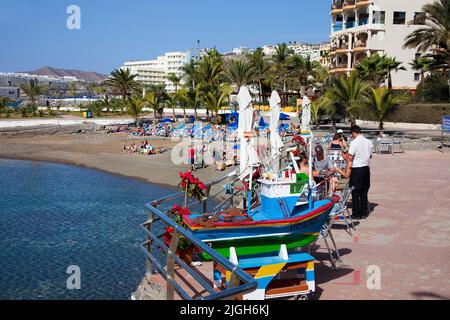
[348,125,374,219]
[188,146,195,172]
[123,142,127,153]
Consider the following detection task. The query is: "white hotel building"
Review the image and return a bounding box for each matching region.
[122,51,192,93]
[330,0,432,89]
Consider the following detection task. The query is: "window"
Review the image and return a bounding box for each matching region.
[373,11,385,24]
[414,73,420,82]
[393,11,406,25]
[414,12,426,25]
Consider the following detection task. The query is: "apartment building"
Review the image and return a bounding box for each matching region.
[330,0,432,89]
[262,43,325,62]
[0,87,20,100]
[122,51,192,92]
[319,44,332,68]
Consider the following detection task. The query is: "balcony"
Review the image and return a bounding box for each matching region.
[333,23,343,32]
[336,45,349,53]
[331,0,343,13]
[345,21,356,29]
[358,17,369,26]
[355,0,370,8]
[343,0,356,10]
[353,41,367,52]
[330,64,350,73]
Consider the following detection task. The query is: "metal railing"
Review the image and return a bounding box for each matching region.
[141,173,257,300]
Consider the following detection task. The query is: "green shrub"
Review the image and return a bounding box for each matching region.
[416,73,449,103]
[358,103,450,124]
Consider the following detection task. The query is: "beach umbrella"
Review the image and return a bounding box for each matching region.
[160,118,175,123]
[237,86,257,178]
[202,125,212,131]
[279,113,290,121]
[259,117,267,128]
[269,91,283,171]
[301,95,311,128]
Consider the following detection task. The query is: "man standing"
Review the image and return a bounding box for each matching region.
[348,126,373,219]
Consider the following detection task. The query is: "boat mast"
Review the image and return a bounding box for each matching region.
[308,129,314,209]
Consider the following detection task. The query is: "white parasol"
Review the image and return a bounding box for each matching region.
[301,95,311,128]
[269,91,283,170]
[237,86,257,178]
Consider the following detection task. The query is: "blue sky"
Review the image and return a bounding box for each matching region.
[0,0,331,74]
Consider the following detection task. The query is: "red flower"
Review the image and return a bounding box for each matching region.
[197,181,207,191]
[166,226,175,234]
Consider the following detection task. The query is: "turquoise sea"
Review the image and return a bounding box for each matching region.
[0,159,172,300]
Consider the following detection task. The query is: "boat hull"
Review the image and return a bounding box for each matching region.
[198,233,318,260]
[186,197,339,260]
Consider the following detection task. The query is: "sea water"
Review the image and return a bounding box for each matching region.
[0,159,172,300]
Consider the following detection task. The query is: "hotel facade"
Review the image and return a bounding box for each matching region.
[122,51,192,93]
[330,0,432,89]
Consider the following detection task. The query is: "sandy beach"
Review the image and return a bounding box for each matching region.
[0,129,234,194]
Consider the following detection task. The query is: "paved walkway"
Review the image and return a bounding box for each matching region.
[315,150,450,300]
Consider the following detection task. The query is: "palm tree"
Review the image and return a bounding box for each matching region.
[310,99,323,129]
[126,96,145,125]
[382,56,406,89]
[175,88,189,122]
[247,48,270,103]
[90,100,105,117]
[167,73,181,93]
[196,51,223,117]
[410,57,432,80]
[202,83,234,117]
[355,53,388,85]
[403,0,450,94]
[271,44,294,92]
[86,82,98,98]
[323,72,370,125]
[144,92,163,120]
[365,87,409,130]
[223,58,256,89]
[166,93,179,121]
[181,59,199,91]
[286,55,321,96]
[179,87,202,122]
[103,68,141,100]
[19,79,47,116]
[0,97,13,117]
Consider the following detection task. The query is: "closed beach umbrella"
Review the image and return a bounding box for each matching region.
[237,86,257,178]
[301,95,311,127]
[269,91,283,170]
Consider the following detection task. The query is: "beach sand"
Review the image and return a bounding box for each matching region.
[0,132,232,194]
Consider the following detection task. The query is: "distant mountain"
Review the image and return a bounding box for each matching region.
[22,66,108,83]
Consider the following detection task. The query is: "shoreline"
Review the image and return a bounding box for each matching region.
[0,154,180,193]
[0,132,232,199]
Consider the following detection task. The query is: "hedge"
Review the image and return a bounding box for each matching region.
[358,103,450,124]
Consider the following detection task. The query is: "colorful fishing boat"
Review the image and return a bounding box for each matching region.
[180,88,339,260]
[184,179,339,260]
